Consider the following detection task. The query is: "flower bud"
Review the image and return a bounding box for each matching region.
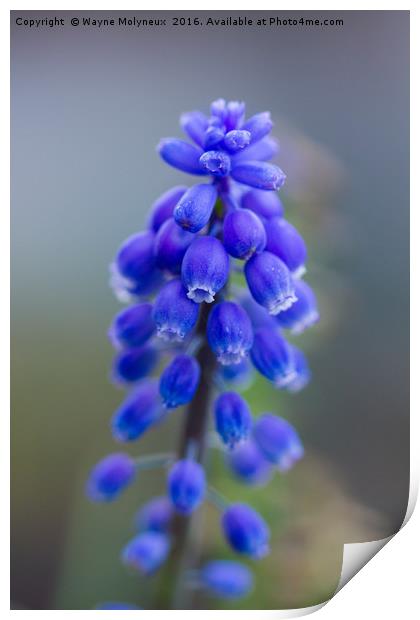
[86,453,136,502]
[221,503,270,558]
[158,138,206,175]
[153,279,199,341]
[134,496,173,533]
[168,459,206,515]
[111,379,162,442]
[200,560,253,599]
[253,414,304,471]
[231,161,286,190]
[154,218,195,274]
[181,236,229,303]
[180,110,208,147]
[223,208,266,260]
[109,303,155,349]
[214,392,252,448]
[115,231,162,294]
[265,217,307,277]
[241,111,273,144]
[276,279,319,334]
[250,328,297,388]
[174,183,217,233]
[241,188,284,220]
[223,130,251,152]
[227,440,272,486]
[199,150,231,177]
[111,344,159,385]
[148,185,188,232]
[207,301,253,365]
[159,354,201,409]
[121,532,169,575]
[245,251,296,315]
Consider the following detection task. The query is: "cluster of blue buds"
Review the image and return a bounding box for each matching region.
[87,99,319,609]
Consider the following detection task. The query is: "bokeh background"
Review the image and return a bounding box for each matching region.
[11,10,409,610]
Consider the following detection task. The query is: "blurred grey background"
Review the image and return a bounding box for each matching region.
[11,10,409,610]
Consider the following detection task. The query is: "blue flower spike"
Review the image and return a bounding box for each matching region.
[89,98,319,605]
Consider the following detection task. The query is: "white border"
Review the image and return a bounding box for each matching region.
[4,2,417,617]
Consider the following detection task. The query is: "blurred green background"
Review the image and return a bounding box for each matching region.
[11,10,409,610]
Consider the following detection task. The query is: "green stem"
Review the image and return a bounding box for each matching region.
[154,301,216,609]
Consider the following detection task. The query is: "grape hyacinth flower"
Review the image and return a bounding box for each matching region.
[87,98,319,608]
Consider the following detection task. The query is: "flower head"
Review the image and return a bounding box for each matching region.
[89,99,319,604]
